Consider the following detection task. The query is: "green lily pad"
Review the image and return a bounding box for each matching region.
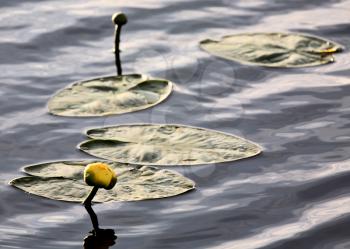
[9,160,195,203]
[48,74,173,117]
[200,32,343,68]
[78,124,262,166]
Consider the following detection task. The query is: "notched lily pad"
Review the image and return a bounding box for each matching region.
[200,33,343,68]
[48,74,173,117]
[79,124,262,166]
[9,160,195,203]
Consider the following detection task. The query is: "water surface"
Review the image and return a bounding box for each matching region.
[1,0,350,248]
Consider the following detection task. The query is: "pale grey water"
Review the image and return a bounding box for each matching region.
[1,0,350,248]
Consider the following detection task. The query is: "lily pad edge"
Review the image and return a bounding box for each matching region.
[8,159,196,203]
[199,32,345,68]
[78,123,264,166]
[47,73,174,117]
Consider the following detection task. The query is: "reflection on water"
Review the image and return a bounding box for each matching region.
[84,204,117,249]
[84,229,117,249]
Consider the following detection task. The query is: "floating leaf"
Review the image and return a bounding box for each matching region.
[78,124,262,166]
[48,74,173,117]
[9,160,195,203]
[200,32,343,68]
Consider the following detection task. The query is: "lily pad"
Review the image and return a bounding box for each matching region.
[78,124,262,166]
[9,160,195,203]
[200,32,343,68]
[48,74,173,117]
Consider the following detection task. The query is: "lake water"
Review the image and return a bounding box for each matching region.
[1,0,350,248]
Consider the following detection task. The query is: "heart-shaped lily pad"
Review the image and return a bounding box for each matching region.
[48,74,173,117]
[9,160,195,203]
[78,124,262,166]
[200,32,343,68]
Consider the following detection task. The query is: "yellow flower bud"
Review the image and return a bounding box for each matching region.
[84,163,117,190]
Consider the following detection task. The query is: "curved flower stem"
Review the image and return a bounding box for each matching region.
[83,186,99,206]
[114,25,123,76]
[83,186,100,233]
[84,202,100,233]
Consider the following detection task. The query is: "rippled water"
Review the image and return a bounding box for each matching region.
[1,0,350,248]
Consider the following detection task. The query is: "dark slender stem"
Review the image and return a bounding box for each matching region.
[114,25,123,76]
[83,186,99,206]
[83,186,100,233]
[84,202,100,232]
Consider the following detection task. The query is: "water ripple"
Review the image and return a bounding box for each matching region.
[1,0,350,248]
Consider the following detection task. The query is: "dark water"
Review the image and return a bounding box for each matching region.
[1,0,350,248]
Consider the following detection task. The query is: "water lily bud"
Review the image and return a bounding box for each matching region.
[112,13,128,26]
[84,163,117,190]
